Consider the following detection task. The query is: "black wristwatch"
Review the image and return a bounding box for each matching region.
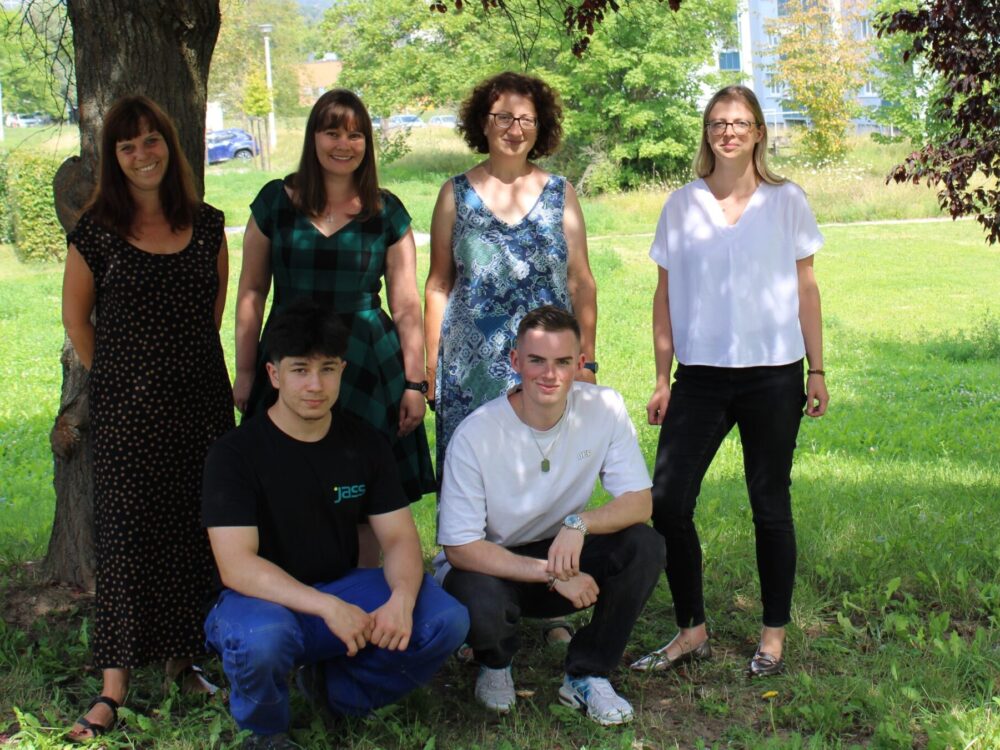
[404,380,429,394]
[583,362,599,374]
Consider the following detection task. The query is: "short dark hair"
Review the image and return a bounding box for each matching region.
[88,96,198,237]
[264,299,349,363]
[290,89,380,222]
[516,305,580,344]
[458,72,563,160]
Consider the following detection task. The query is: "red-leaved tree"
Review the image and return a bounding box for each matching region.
[877,0,1000,243]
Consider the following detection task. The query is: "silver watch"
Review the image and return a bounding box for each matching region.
[563,513,588,536]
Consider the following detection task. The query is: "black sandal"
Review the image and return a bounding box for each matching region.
[541,619,576,645]
[68,695,120,742]
[171,663,222,697]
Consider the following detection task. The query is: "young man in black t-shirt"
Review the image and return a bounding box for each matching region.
[202,300,468,749]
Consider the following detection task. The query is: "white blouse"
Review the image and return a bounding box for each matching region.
[649,179,823,367]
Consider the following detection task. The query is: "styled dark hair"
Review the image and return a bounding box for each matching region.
[516,305,580,344]
[289,89,380,222]
[694,85,785,185]
[88,96,198,237]
[458,72,563,160]
[264,298,349,363]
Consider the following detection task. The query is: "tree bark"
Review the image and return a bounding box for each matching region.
[43,0,221,588]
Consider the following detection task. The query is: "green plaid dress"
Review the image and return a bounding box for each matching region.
[245,179,434,501]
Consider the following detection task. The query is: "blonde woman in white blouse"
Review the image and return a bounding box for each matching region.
[633,85,829,678]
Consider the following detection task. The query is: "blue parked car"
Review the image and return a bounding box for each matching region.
[206,128,259,164]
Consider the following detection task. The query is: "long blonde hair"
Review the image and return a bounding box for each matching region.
[693,85,785,185]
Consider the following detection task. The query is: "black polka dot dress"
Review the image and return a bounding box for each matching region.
[67,205,235,669]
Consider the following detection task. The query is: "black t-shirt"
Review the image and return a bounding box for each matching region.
[202,410,408,585]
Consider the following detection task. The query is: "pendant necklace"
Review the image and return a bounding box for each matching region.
[515,390,568,473]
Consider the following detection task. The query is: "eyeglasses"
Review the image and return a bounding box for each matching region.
[488,112,538,131]
[706,119,756,136]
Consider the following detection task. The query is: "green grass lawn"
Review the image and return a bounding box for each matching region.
[1,141,998,748]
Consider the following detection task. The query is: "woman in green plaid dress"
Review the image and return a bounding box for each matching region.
[234,90,434,507]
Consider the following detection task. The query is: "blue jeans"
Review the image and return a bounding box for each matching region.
[651,361,806,629]
[204,570,469,735]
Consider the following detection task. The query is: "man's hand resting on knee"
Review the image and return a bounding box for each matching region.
[322,596,374,656]
[370,592,415,651]
[552,573,599,609]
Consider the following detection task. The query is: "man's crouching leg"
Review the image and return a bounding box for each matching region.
[205,591,302,736]
[321,570,469,716]
[568,524,666,677]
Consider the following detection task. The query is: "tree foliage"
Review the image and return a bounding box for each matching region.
[877,0,1000,244]
[540,0,735,187]
[321,0,518,118]
[0,3,73,118]
[432,0,684,57]
[209,0,316,119]
[764,0,870,163]
[326,0,734,188]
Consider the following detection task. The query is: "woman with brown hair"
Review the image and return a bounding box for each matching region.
[61,95,233,739]
[424,71,598,480]
[234,89,434,512]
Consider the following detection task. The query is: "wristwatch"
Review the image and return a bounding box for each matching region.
[583,362,599,374]
[563,514,588,536]
[404,380,429,394]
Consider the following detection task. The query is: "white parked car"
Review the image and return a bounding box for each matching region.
[428,114,457,127]
[388,114,426,129]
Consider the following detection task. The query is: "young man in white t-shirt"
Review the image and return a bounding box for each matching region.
[436,305,664,726]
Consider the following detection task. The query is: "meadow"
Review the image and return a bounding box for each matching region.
[0,126,998,749]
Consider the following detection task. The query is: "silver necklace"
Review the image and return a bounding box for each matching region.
[515,391,568,473]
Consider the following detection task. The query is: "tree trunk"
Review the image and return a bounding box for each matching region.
[43,0,221,587]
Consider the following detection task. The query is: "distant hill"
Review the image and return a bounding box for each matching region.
[298,0,335,22]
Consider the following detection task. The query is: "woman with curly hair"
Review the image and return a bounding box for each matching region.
[425,71,598,489]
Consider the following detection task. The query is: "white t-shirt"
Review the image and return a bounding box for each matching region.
[649,179,823,367]
[435,382,651,578]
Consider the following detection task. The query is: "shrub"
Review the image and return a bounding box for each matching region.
[2,151,65,262]
[0,155,12,244]
[926,312,1000,362]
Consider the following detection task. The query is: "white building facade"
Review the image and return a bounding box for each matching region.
[714,0,882,134]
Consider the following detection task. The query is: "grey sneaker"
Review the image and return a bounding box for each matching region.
[558,674,634,726]
[475,665,516,712]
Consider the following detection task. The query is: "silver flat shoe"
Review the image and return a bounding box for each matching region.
[630,638,712,672]
[747,646,785,677]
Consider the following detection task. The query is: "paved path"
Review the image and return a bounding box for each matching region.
[227,217,966,243]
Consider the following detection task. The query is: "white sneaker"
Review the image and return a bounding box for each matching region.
[475,665,515,712]
[558,674,634,726]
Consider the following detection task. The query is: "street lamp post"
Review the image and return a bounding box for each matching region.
[259,23,277,150]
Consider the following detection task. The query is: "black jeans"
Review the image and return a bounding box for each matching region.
[443,525,664,677]
[651,361,806,629]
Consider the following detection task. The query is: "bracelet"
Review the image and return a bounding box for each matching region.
[807,369,826,376]
[547,575,557,591]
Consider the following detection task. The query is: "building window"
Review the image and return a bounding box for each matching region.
[861,80,878,96]
[718,50,741,70]
[859,17,873,39]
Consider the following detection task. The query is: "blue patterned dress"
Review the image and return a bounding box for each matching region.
[435,173,572,476]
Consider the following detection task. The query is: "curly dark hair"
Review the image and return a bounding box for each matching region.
[457,72,563,160]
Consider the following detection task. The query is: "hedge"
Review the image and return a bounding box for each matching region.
[0,151,66,262]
